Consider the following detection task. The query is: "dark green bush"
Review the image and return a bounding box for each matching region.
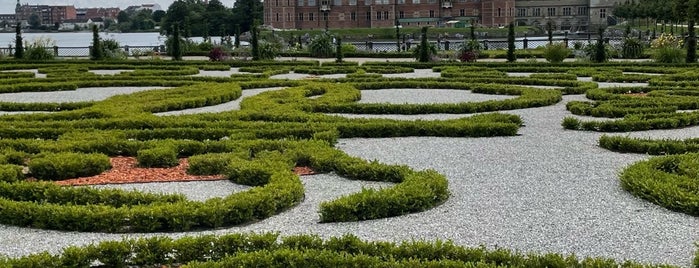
[137,147,179,168]
[0,164,24,182]
[28,152,111,181]
[188,153,235,175]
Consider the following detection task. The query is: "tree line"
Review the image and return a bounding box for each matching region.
[114,0,262,37]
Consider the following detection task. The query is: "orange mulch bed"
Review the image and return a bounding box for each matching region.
[54,156,316,186]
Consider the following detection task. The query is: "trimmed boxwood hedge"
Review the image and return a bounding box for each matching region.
[0,233,685,267]
[28,152,111,181]
[619,153,699,216]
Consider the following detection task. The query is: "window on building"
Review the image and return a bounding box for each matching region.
[399,10,404,18]
[309,12,314,20]
[429,10,434,17]
[298,12,304,21]
[398,0,405,3]
[460,9,465,16]
[599,8,606,18]
[366,11,371,20]
[376,11,381,20]
[412,0,420,4]
[287,13,291,21]
[428,0,436,3]
[334,0,341,5]
[547,7,555,16]
[323,12,328,20]
[298,0,304,6]
[517,8,526,17]
[276,0,279,6]
[365,0,371,5]
[533,8,541,17]
[578,6,588,15]
[563,7,571,16]
[349,0,356,4]
[308,0,316,5]
[384,11,389,19]
[276,13,280,21]
[497,8,501,17]
[351,11,356,20]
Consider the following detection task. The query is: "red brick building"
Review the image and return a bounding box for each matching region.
[263,0,515,30]
[16,3,77,26]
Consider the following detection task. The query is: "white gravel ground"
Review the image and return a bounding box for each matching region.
[90,180,249,202]
[357,88,516,104]
[88,70,134,75]
[0,73,696,267]
[0,87,170,103]
[1,69,46,78]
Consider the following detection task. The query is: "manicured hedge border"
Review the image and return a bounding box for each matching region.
[619,153,699,216]
[599,135,699,155]
[0,233,682,267]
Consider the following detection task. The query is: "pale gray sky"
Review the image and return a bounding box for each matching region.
[1,1,238,14]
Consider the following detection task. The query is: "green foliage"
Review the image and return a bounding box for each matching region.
[335,37,344,63]
[0,164,24,183]
[14,23,23,59]
[594,28,607,63]
[418,26,431,62]
[251,20,260,60]
[621,37,644,59]
[0,232,679,267]
[137,146,178,168]
[619,153,699,216]
[28,152,111,181]
[507,22,516,62]
[24,37,55,61]
[257,41,279,60]
[543,43,571,63]
[308,33,334,58]
[170,23,183,61]
[90,25,104,61]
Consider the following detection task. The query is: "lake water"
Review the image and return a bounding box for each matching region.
[0,32,165,47]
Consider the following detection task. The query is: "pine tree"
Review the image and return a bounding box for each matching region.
[594,27,607,63]
[335,37,343,63]
[687,0,697,63]
[234,24,241,48]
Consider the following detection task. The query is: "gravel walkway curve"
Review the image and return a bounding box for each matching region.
[0,87,170,103]
[154,87,287,116]
[0,79,696,267]
[357,88,516,104]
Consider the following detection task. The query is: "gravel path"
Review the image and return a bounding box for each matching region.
[1,69,46,78]
[0,87,170,103]
[0,77,696,267]
[90,180,248,202]
[357,88,516,104]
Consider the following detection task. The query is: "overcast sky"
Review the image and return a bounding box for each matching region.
[1,1,238,14]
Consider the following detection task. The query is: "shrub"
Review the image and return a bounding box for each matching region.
[102,39,127,60]
[188,153,235,175]
[24,37,55,60]
[137,147,178,168]
[28,152,111,181]
[653,47,686,63]
[90,24,104,60]
[208,46,230,61]
[308,33,334,58]
[14,23,23,59]
[0,164,24,182]
[341,43,356,54]
[543,43,570,63]
[621,37,644,59]
[258,41,280,60]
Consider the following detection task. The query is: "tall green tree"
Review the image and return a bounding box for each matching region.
[28,13,41,29]
[14,23,23,59]
[231,0,263,34]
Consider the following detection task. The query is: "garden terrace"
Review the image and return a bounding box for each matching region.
[0,60,695,267]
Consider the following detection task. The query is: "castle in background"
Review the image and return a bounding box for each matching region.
[263,0,624,32]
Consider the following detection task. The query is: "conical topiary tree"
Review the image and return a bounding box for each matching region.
[90,24,104,60]
[251,20,260,61]
[507,22,516,62]
[687,0,697,63]
[234,24,241,49]
[14,23,23,59]
[171,23,183,61]
[594,27,607,63]
[335,37,343,63]
[418,26,430,62]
